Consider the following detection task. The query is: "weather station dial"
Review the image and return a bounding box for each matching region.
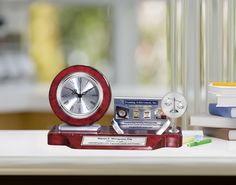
[49,65,111,126]
[161,92,187,133]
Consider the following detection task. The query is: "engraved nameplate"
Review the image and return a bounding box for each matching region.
[81,136,147,146]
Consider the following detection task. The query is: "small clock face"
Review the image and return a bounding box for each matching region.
[49,65,111,126]
[117,109,127,118]
[57,72,102,119]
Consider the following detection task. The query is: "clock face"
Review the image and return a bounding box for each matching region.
[57,72,102,119]
[49,65,111,126]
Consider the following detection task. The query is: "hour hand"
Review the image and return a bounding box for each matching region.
[65,87,77,95]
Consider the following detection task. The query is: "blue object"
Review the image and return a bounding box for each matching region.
[114,97,167,130]
[209,103,236,118]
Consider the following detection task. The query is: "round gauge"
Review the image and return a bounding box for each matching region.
[49,65,111,126]
[117,109,127,118]
[161,92,187,119]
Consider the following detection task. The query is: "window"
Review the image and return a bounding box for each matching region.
[28,1,170,96]
[137,1,168,87]
[0,0,235,129]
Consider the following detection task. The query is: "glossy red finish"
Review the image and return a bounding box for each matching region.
[48,125,182,150]
[49,65,112,126]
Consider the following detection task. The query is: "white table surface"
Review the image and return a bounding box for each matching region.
[1,130,236,176]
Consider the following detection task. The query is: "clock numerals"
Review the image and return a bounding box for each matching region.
[77,107,81,114]
[63,97,77,110]
[90,101,96,106]
[70,105,75,111]
[81,100,90,113]
[62,94,68,98]
[64,100,69,105]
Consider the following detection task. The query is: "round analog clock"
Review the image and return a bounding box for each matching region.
[117,108,128,118]
[49,65,111,126]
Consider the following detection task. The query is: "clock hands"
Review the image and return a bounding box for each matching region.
[62,76,99,115]
[64,86,95,100]
[63,84,96,112]
[64,87,77,95]
[79,77,82,94]
[82,86,95,95]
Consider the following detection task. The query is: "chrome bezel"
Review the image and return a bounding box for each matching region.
[56,72,103,119]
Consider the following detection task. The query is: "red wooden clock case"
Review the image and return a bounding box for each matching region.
[49,65,111,126]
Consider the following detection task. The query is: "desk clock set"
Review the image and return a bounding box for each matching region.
[48,65,187,150]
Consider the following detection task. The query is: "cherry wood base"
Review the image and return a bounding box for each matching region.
[48,125,182,150]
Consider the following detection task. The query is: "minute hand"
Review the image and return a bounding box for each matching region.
[82,87,95,95]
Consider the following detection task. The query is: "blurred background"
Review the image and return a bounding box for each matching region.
[0,0,170,129]
[0,0,235,130]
